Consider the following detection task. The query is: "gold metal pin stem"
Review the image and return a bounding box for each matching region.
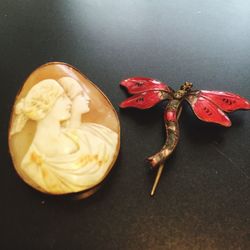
[150,163,164,196]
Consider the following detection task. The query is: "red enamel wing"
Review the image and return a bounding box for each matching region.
[119,77,173,109]
[120,77,250,127]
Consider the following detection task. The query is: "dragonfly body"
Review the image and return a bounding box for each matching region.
[149,82,193,167]
[120,77,250,195]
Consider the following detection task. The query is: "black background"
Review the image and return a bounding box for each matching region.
[1,1,250,249]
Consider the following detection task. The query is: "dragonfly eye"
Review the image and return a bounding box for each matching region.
[181,82,193,91]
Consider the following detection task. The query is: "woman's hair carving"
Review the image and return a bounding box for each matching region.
[10,79,64,135]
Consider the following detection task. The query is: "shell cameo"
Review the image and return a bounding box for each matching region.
[9,62,120,196]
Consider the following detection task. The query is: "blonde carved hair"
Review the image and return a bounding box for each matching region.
[10,79,64,136]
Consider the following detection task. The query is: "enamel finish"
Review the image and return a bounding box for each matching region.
[199,90,250,112]
[120,76,250,195]
[120,77,172,94]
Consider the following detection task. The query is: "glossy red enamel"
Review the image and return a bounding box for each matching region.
[164,111,177,121]
[119,90,162,109]
[120,77,171,94]
[200,90,250,112]
[190,96,232,127]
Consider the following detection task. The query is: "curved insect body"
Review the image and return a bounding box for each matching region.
[148,99,182,168]
[119,77,250,196]
[148,82,193,168]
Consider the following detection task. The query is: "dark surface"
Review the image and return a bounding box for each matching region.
[1,1,250,249]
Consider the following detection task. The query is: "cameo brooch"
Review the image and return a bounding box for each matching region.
[9,62,120,198]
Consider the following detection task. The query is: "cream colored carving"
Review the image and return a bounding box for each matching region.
[10,78,118,194]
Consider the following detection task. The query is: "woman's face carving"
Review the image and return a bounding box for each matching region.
[72,91,90,115]
[48,93,72,121]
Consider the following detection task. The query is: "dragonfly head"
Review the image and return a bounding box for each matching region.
[181,82,193,91]
[174,82,193,99]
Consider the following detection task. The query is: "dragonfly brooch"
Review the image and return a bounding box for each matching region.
[119,77,250,196]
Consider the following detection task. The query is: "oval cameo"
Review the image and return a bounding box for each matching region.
[9,62,120,196]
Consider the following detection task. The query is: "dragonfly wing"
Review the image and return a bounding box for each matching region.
[120,90,168,109]
[186,94,231,127]
[199,90,250,112]
[120,77,173,95]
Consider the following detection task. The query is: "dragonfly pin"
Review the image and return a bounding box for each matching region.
[119,77,250,196]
